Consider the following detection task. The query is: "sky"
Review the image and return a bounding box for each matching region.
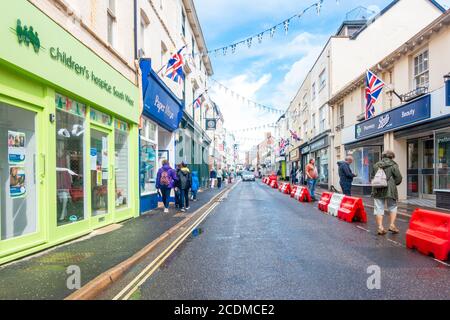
[193,0,450,152]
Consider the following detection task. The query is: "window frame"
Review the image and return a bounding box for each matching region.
[140,117,158,196]
[413,49,429,90]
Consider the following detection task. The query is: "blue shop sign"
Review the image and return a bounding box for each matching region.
[446,79,450,107]
[140,59,184,132]
[355,95,431,140]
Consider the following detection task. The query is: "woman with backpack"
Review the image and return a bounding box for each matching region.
[371,150,403,235]
[156,160,178,213]
[177,162,192,212]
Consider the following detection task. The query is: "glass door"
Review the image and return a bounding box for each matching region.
[0,101,44,256]
[407,141,419,197]
[90,127,113,227]
[420,139,435,200]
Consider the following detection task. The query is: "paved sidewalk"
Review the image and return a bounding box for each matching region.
[0,185,230,300]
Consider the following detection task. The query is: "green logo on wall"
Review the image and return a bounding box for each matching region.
[15,19,41,53]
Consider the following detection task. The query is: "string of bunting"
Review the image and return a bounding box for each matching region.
[229,122,277,133]
[211,78,285,114]
[186,0,328,59]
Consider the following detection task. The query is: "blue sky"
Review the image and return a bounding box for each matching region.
[194,0,450,149]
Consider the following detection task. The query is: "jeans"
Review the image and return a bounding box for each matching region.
[340,182,352,196]
[180,188,190,209]
[217,178,222,188]
[374,198,398,216]
[160,187,171,209]
[307,178,317,199]
[191,189,198,200]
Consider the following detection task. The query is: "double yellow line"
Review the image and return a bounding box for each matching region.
[113,188,232,300]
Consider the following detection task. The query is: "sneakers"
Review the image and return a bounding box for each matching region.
[186,207,190,210]
[164,208,169,213]
[181,208,186,212]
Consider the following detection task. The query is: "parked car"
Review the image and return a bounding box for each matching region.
[242,171,256,182]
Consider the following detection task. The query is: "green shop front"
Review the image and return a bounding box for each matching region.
[0,0,140,265]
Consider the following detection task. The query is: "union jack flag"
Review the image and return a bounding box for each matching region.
[165,46,186,85]
[193,94,203,109]
[289,129,301,142]
[365,70,385,119]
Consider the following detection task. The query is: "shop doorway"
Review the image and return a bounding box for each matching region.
[90,126,113,228]
[407,138,435,200]
[0,101,45,255]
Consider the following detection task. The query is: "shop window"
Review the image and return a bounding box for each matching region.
[1,102,37,239]
[437,132,450,190]
[349,146,381,185]
[140,118,157,195]
[90,108,112,126]
[318,148,328,184]
[115,120,129,210]
[55,94,86,226]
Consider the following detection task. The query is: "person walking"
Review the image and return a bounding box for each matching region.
[191,170,199,201]
[177,162,192,212]
[371,150,403,235]
[306,159,318,201]
[217,168,223,189]
[337,156,357,196]
[156,160,178,213]
[174,163,182,209]
[210,167,217,188]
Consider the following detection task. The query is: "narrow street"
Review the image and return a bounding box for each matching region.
[107,180,450,300]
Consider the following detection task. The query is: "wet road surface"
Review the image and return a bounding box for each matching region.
[128,180,450,300]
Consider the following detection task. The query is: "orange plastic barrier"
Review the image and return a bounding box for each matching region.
[406,209,450,261]
[318,192,333,212]
[279,183,291,195]
[294,186,312,203]
[337,196,367,223]
[269,179,278,189]
[290,185,298,198]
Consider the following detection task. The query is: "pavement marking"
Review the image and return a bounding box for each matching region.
[356,226,370,233]
[386,238,404,247]
[113,201,220,300]
[112,181,240,300]
[433,259,450,267]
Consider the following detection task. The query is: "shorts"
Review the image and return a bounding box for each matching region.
[373,198,398,216]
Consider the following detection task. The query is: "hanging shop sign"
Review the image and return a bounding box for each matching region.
[140,59,184,132]
[355,95,431,140]
[205,118,217,130]
[0,0,139,123]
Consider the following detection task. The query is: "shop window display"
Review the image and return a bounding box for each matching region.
[437,132,450,189]
[349,146,381,185]
[115,120,129,209]
[55,94,86,226]
[1,102,37,239]
[140,118,157,195]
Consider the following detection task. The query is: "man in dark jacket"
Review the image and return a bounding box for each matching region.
[337,156,357,196]
[178,162,192,212]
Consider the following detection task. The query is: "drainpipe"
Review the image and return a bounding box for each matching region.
[133,0,138,62]
[445,73,450,107]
